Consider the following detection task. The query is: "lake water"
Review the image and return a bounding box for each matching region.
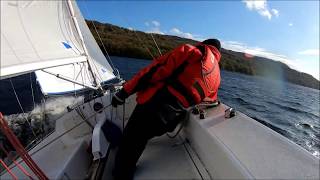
[0,56,319,158]
[110,56,320,158]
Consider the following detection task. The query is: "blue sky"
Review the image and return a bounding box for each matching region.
[77,0,319,80]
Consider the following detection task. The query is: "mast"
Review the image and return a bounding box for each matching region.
[66,0,101,90]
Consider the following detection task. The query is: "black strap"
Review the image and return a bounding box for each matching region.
[193,81,205,100]
[169,79,196,106]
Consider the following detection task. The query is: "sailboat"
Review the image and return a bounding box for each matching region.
[1,1,319,179]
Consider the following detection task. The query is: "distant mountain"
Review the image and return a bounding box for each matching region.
[86,20,319,90]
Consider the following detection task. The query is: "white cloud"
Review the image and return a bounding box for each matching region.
[298,49,319,56]
[145,20,164,35]
[260,9,272,20]
[151,20,160,27]
[243,0,278,20]
[222,40,298,69]
[147,28,164,35]
[128,27,133,30]
[271,9,279,17]
[144,21,203,39]
[170,27,199,39]
[170,28,181,34]
[288,23,293,27]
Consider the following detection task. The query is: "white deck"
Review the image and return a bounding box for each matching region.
[102,135,211,180]
[185,103,320,179]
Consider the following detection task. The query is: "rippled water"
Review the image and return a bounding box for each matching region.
[111,56,320,158]
[219,71,320,157]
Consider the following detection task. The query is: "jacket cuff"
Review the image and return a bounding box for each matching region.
[117,88,129,100]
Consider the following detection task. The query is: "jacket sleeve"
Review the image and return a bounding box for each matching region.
[122,44,196,96]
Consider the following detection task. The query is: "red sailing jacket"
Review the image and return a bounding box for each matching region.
[122,43,221,107]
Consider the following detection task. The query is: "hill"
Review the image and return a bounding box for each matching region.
[86,20,319,90]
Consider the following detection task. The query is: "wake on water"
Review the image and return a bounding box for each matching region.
[2,96,84,147]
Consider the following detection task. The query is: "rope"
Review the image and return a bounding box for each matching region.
[10,80,37,138]
[150,33,162,56]
[75,107,93,129]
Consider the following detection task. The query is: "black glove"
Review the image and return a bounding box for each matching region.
[111,89,128,107]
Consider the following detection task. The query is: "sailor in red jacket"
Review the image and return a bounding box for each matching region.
[112,39,222,180]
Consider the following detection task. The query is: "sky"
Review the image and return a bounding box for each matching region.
[77,0,319,80]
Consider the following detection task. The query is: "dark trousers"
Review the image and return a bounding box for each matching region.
[113,88,185,180]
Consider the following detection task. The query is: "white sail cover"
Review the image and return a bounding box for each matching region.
[35,0,115,94]
[0,1,86,79]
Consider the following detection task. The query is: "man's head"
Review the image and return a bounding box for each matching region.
[202,39,221,52]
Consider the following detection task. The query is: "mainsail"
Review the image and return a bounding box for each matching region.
[0,0,115,94]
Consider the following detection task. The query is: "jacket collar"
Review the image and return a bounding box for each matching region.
[195,43,221,62]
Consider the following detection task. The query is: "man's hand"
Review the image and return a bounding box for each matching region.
[111,89,128,107]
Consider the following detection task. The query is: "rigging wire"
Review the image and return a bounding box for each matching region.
[82,1,115,67]
[9,80,37,138]
[122,18,156,60]
[150,33,162,56]
[73,63,77,98]
[117,11,162,59]
[82,0,119,80]
[79,62,86,105]
[29,73,36,109]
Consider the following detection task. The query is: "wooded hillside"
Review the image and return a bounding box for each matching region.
[86,20,319,90]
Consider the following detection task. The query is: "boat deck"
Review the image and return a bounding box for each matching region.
[102,134,211,180]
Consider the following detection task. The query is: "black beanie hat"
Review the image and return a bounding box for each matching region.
[202,39,221,52]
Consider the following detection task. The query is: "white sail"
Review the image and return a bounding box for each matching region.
[0,1,86,79]
[35,0,116,94]
[72,0,115,79]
